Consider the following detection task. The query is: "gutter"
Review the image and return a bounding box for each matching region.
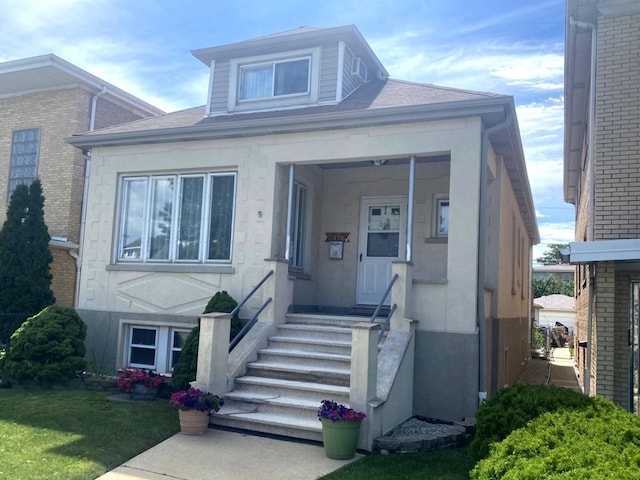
[66,97,510,148]
[478,111,513,404]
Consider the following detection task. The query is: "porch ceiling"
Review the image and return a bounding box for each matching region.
[316,154,450,169]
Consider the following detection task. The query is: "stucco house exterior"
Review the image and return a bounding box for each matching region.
[67,25,538,447]
[563,0,640,413]
[0,54,163,308]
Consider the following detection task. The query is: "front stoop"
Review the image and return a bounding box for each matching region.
[209,314,369,441]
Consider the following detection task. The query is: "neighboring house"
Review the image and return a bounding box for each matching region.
[563,0,640,413]
[532,264,576,283]
[67,25,539,448]
[0,54,164,307]
[533,294,575,333]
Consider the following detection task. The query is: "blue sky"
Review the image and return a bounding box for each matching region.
[0,0,572,261]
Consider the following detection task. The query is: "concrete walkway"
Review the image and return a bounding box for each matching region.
[98,348,580,480]
[547,347,581,391]
[96,428,360,480]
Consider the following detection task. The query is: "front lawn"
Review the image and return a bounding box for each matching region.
[321,447,475,480]
[0,389,178,479]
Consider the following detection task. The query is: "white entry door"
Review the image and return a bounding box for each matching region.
[356,196,407,305]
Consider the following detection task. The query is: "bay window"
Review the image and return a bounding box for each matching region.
[117,172,236,263]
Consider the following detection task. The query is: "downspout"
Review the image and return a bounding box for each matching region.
[478,112,513,404]
[569,16,596,396]
[72,85,107,306]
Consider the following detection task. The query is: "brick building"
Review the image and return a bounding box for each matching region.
[0,54,163,307]
[564,0,640,411]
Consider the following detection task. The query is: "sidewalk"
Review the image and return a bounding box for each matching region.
[517,347,581,391]
[96,428,360,480]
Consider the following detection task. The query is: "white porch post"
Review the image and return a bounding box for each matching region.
[195,313,231,396]
[284,164,295,262]
[406,155,416,262]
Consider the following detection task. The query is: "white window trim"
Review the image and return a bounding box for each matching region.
[433,195,449,238]
[228,47,321,112]
[117,320,194,374]
[115,171,236,264]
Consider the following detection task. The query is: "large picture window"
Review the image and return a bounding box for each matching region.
[117,172,236,263]
[239,57,310,101]
[8,128,40,201]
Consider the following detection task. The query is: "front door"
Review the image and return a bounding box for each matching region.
[356,196,407,305]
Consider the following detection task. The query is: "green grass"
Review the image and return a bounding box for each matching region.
[320,447,475,480]
[0,389,179,479]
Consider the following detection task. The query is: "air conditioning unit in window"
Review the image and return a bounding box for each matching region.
[351,57,368,83]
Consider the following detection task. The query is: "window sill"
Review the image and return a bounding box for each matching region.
[424,237,448,244]
[107,263,236,274]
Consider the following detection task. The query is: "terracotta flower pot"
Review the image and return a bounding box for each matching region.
[178,409,210,435]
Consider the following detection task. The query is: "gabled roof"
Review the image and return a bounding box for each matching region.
[534,294,575,311]
[0,54,164,117]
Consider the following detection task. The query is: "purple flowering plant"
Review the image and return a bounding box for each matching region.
[170,387,224,413]
[317,400,366,423]
[117,368,166,393]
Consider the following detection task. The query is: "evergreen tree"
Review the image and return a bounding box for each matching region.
[0,179,55,343]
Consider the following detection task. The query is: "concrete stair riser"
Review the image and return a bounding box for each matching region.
[212,315,354,440]
[267,337,352,355]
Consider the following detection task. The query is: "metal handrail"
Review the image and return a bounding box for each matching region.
[229,269,274,318]
[379,303,397,343]
[228,269,274,350]
[369,273,399,323]
[229,297,272,351]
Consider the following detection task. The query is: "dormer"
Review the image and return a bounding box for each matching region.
[192,25,388,116]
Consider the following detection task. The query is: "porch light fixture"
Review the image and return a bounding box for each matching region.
[370,159,387,166]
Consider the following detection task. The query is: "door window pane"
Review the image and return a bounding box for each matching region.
[437,199,449,236]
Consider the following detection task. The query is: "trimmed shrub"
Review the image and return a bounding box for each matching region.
[471,397,640,479]
[469,384,594,460]
[171,291,241,391]
[0,305,86,385]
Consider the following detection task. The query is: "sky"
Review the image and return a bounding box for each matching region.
[0,0,573,262]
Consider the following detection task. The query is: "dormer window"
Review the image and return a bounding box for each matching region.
[239,57,310,100]
[229,48,320,112]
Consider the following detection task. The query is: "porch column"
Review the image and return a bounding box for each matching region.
[406,155,416,262]
[284,164,295,261]
[195,313,231,396]
[261,258,293,326]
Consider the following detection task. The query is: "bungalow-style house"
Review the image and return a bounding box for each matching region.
[67,25,539,448]
[563,0,640,413]
[0,55,163,308]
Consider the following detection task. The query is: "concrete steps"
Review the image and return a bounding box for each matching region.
[209,314,356,441]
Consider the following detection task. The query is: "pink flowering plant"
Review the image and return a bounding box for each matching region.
[170,387,224,413]
[117,368,166,393]
[317,400,366,423]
